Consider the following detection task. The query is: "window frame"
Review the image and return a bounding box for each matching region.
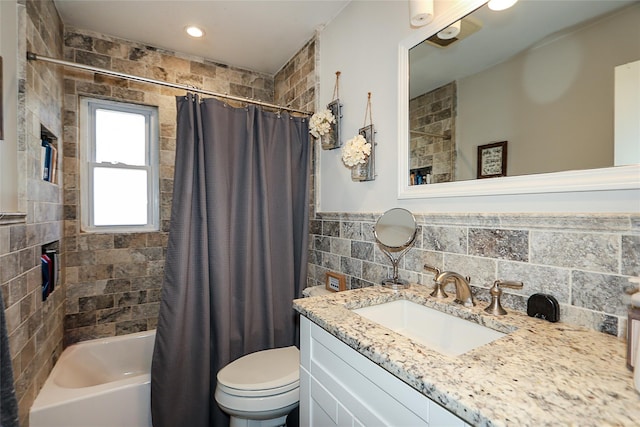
[80,97,159,233]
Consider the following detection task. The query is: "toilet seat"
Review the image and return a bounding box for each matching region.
[217,346,300,398]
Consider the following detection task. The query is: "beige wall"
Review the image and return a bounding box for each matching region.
[455,4,640,181]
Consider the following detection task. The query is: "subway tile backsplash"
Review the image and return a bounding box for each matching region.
[307,212,640,338]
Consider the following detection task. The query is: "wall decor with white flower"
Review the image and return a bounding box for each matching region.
[342,92,376,181]
[309,71,343,150]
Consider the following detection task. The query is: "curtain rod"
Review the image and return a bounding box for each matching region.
[27,52,313,116]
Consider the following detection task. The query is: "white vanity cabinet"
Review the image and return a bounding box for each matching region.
[299,317,470,427]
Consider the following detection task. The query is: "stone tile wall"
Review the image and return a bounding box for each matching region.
[274,36,318,216]
[409,81,456,184]
[0,1,66,425]
[307,212,640,338]
[274,37,317,114]
[61,27,277,345]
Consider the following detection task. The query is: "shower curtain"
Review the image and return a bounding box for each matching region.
[151,94,310,427]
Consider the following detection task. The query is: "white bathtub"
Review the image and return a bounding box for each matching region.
[30,329,155,427]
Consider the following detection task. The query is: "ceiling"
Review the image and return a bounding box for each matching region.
[53,0,351,75]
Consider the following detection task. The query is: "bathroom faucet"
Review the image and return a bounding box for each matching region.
[433,271,474,307]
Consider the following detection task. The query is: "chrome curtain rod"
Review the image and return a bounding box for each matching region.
[27,52,313,116]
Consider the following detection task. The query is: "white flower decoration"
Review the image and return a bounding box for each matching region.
[309,109,336,138]
[341,134,371,167]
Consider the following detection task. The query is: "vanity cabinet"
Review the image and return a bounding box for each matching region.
[299,317,470,426]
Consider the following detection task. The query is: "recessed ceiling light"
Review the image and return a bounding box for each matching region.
[185,26,205,38]
[488,0,518,11]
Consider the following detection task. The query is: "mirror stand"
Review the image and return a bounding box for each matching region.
[374,208,418,291]
[380,244,414,290]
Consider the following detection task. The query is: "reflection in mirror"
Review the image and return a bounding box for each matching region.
[408,1,639,186]
[374,208,418,290]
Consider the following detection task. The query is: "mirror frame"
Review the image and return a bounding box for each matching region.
[397,0,640,200]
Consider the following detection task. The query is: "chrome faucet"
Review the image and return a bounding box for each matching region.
[433,271,474,307]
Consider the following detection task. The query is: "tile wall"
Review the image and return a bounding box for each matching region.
[0,0,66,425]
[409,81,456,184]
[61,27,286,345]
[307,212,640,338]
[273,37,318,216]
[273,37,317,113]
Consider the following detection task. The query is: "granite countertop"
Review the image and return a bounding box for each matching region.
[293,285,640,427]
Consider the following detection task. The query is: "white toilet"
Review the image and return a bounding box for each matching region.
[214,346,300,427]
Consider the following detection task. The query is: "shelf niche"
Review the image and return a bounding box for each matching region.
[40,125,59,184]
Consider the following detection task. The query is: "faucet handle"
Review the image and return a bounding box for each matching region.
[423,264,440,276]
[484,280,524,315]
[424,264,448,298]
[495,280,523,290]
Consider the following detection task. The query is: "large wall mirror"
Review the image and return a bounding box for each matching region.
[398,0,640,199]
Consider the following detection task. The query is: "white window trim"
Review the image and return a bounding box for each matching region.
[80,97,159,233]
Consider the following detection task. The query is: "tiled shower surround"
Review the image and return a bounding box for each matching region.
[307,212,640,337]
[60,27,274,345]
[61,29,315,347]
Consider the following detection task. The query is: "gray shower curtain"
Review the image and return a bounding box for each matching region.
[151,94,310,427]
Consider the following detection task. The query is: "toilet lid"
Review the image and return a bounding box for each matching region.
[217,346,299,392]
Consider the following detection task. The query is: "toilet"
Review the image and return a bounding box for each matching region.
[214,346,300,427]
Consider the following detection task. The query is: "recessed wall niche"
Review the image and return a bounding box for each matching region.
[41,241,59,302]
[40,125,59,184]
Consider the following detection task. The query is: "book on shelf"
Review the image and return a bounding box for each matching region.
[41,138,58,183]
[41,139,51,181]
[44,249,58,293]
[50,144,58,184]
[41,253,51,301]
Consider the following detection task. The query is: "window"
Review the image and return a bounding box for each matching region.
[80,98,159,232]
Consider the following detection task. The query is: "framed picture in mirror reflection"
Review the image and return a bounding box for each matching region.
[477,141,507,179]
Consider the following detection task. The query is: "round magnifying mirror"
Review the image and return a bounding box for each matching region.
[374,208,417,290]
[374,208,417,249]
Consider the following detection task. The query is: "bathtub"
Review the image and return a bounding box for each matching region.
[30,329,155,427]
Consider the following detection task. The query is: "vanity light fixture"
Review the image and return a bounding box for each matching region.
[437,20,461,40]
[488,0,518,11]
[185,25,205,38]
[409,0,434,27]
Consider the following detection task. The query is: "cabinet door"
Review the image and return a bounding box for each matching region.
[300,317,469,427]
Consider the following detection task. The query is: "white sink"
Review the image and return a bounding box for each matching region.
[352,300,506,356]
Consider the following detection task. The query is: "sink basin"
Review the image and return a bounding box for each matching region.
[352,300,506,356]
